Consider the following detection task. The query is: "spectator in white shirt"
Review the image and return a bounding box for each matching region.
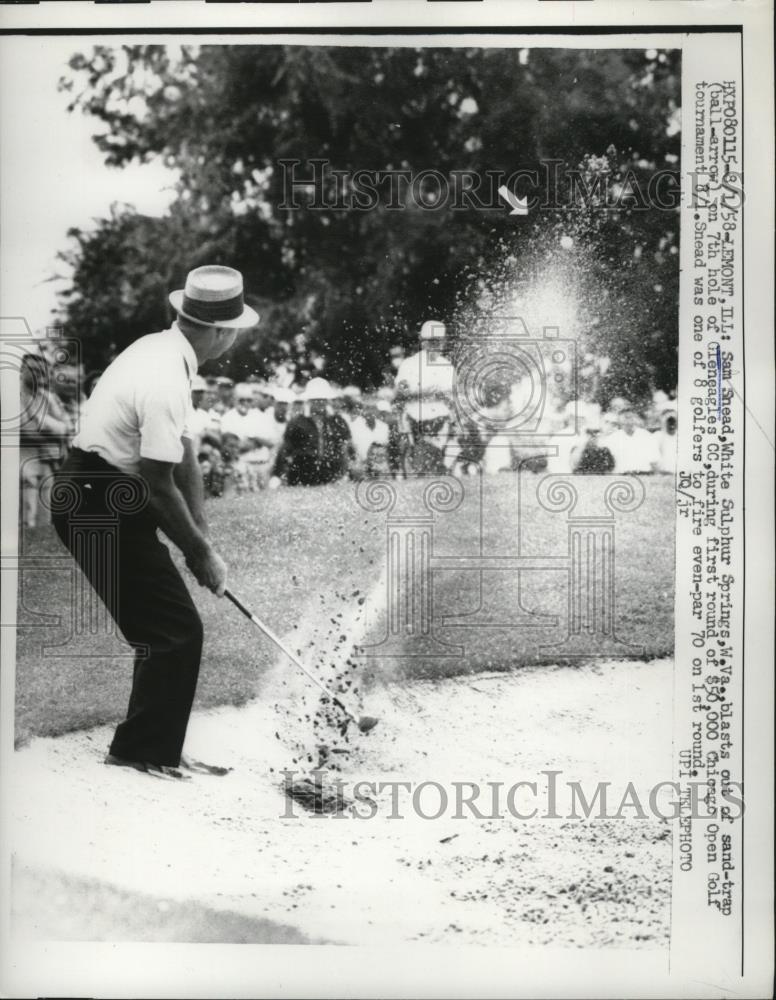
[221,382,260,440]
[606,407,660,474]
[244,384,283,489]
[655,407,678,475]
[348,396,390,470]
[394,320,456,416]
[187,374,212,448]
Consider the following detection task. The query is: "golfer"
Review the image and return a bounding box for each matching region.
[52,265,259,780]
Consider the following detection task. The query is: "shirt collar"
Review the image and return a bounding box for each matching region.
[168,322,199,380]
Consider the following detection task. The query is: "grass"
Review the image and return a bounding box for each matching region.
[14,474,675,744]
[358,473,676,677]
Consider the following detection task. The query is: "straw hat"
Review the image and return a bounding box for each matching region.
[169,265,259,330]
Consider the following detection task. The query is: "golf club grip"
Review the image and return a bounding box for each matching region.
[224,588,253,620]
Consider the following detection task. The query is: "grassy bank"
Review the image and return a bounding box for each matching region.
[14,473,675,743]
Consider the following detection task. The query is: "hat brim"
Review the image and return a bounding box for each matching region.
[169,290,260,330]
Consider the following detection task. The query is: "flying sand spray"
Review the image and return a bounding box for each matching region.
[225,589,379,735]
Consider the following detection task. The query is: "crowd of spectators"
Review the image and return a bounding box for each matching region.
[184,364,677,497]
[187,374,400,495]
[17,331,678,527]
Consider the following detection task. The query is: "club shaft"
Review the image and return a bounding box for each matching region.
[224,588,357,722]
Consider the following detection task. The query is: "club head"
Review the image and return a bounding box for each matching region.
[357,715,379,734]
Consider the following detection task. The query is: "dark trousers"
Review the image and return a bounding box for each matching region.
[52,449,203,766]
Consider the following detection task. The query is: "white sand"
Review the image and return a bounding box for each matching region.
[9,657,672,947]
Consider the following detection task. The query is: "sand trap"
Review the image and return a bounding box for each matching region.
[9,657,672,947]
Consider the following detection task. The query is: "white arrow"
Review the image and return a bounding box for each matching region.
[498,184,529,216]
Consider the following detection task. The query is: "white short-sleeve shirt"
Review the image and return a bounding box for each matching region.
[72,325,197,473]
[395,349,456,399]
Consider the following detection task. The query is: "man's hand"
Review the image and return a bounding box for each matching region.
[187,544,228,597]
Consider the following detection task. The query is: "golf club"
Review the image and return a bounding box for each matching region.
[224,588,379,734]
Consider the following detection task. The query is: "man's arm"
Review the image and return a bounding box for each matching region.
[173,436,208,536]
[139,456,226,595]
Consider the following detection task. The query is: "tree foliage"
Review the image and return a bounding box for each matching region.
[58,44,680,398]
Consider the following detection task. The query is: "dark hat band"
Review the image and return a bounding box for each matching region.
[181,291,244,323]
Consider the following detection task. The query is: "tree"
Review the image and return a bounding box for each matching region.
[58,44,680,396]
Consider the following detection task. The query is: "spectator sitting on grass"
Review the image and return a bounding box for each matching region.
[188,374,212,448]
[221,382,260,439]
[402,398,451,476]
[289,388,304,420]
[197,448,217,496]
[242,383,282,489]
[220,384,276,460]
[655,407,678,475]
[348,396,390,479]
[271,385,294,429]
[219,431,250,496]
[468,369,555,476]
[272,377,353,487]
[195,378,223,436]
[197,434,224,496]
[361,401,393,479]
[342,389,366,461]
[250,380,275,416]
[570,413,615,474]
[647,390,669,431]
[363,397,389,448]
[375,388,403,477]
[470,376,515,476]
[241,435,275,491]
[452,416,487,476]
[606,405,659,474]
[340,386,363,431]
[215,376,235,410]
[327,385,354,474]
